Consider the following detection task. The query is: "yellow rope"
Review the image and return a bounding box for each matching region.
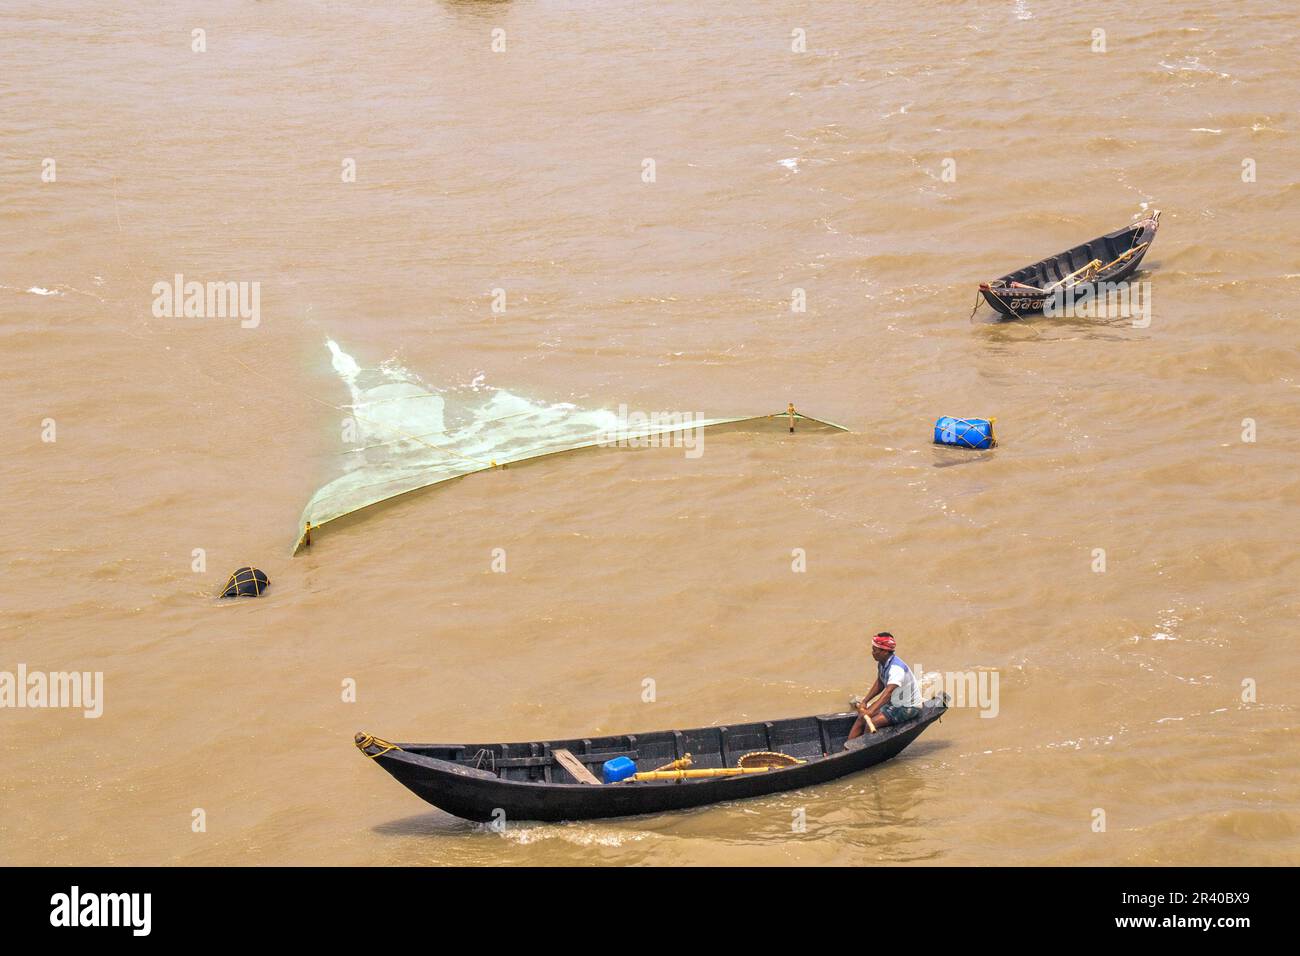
[354,733,401,758]
[222,567,266,595]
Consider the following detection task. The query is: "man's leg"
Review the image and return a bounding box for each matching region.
[846,713,891,748]
[846,716,866,741]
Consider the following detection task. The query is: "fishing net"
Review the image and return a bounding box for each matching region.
[292,341,848,552]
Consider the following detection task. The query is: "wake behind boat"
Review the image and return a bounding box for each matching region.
[355,696,947,822]
[978,211,1161,318]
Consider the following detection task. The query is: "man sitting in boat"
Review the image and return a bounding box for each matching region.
[845,632,921,746]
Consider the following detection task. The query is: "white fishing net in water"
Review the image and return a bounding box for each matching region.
[293,341,846,552]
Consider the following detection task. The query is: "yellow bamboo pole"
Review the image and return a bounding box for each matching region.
[857,685,892,734]
[1045,258,1103,293]
[631,766,779,781]
[1094,240,1149,275]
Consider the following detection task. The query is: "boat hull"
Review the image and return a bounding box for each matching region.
[358,699,946,822]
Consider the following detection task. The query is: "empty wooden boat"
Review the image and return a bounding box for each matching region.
[978,211,1160,317]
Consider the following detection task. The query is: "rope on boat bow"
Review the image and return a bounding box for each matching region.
[972,283,1023,318]
[354,733,401,758]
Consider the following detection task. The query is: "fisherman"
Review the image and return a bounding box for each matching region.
[844,632,921,747]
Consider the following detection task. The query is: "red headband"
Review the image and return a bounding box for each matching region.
[872,633,896,650]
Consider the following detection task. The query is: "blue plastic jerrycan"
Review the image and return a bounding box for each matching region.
[602,756,637,784]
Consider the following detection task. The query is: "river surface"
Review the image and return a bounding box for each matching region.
[2,1,1297,865]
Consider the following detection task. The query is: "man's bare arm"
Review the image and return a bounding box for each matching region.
[860,677,882,707]
[864,683,899,718]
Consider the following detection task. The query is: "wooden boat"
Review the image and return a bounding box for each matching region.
[978,210,1160,317]
[355,697,947,822]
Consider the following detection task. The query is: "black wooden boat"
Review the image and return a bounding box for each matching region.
[355,697,947,822]
[978,210,1160,317]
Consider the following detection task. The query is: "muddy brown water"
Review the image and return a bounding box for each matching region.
[1,1,1296,864]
